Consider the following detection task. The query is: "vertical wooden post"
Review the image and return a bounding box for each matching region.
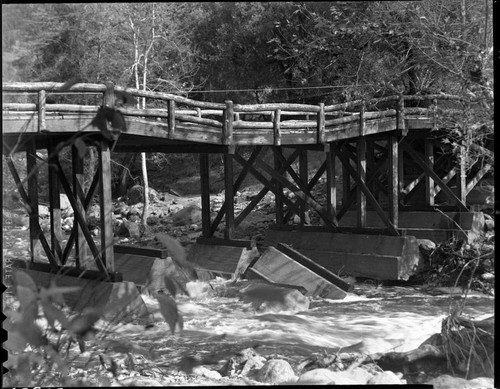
[223,100,234,145]
[367,139,375,198]
[48,140,62,264]
[432,98,438,130]
[26,142,41,262]
[104,81,115,108]
[200,153,212,238]
[299,149,308,225]
[273,109,281,146]
[424,139,435,206]
[397,95,406,135]
[224,146,235,239]
[72,145,87,268]
[168,100,176,138]
[342,144,350,209]
[456,145,467,204]
[38,90,46,132]
[317,103,325,143]
[99,141,114,273]
[357,137,367,228]
[359,102,366,137]
[274,147,284,224]
[398,142,405,203]
[388,132,399,228]
[325,143,337,223]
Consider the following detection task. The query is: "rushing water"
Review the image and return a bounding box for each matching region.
[115,279,494,371]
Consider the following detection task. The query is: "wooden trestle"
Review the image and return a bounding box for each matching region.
[2,82,491,281]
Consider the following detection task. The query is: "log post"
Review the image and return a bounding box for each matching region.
[224,146,235,239]
[48,140,62,264]
[397,95,406,136]
[357,137,367,228]
[274,147,284,224]
[325,143,337,224]
[223,100,234,145]
[72,144,87,268]
[200,153,212,238]
[168,100,176,138]
[26,142,41,262]
[273,109,281,146]
[104,81,115,108]
[317,102,325,143]
[388,132,399,228]
[299,149,308,225]
[99,141,114,273]
[38,90,46,132]
[424,139,435,206]
[358,102,366,137]
[432,98,438,130]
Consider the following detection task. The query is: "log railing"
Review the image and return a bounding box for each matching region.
[2,82,469,145]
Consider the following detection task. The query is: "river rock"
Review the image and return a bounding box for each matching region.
[172,205,202,226]
[192,366,222,380]
[483,214,494,231]
[367,370,405,384]
[256,359,297,384]
[418,239,437,253]
[117,220,141,239]
[38,205,50,217]
[425,374,494,389]
[239,282,309,313]
[296,368,337,384]
[60,193,71,210]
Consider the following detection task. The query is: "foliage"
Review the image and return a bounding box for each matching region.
[2,1,494,188]
[3,270,183,387]
[412,232,494,294]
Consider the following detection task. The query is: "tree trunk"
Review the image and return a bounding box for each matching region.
[141,152,149,228]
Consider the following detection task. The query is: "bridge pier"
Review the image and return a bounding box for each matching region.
[5,135,121,281]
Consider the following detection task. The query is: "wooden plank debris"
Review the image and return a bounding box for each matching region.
[249,246,349,300]
[264,228,421,281]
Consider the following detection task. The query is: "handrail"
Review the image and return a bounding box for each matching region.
[2,82,469,146]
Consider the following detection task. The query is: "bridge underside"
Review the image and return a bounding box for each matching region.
[3,126,490,282]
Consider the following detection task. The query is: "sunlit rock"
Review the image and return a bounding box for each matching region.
[239,282,309,313]
[256,359,297,384]
[117,219,141,239]
[192,365,222,380]
[367,370,405,384]
[297,368,337,384]
[172,204,202,226]
[38,205,50,217]
[425,374,494,389]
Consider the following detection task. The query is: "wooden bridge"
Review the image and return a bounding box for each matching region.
[2,82,491,282]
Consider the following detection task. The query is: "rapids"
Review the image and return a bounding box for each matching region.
[126,279,494,370]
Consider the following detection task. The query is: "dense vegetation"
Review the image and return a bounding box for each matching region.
[2,2,493,185]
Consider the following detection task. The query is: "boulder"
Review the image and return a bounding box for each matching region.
[418,239,437,253]
[172,205,202,226]
[117,220,141,239]
[239,282,309,313]
[297,368,337,385]
[60,193,71,210]
[426,374,494,389]
[367,370,405,385]
[127,185,159,205]
[38,205,50,218]
[256,359,296,385]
